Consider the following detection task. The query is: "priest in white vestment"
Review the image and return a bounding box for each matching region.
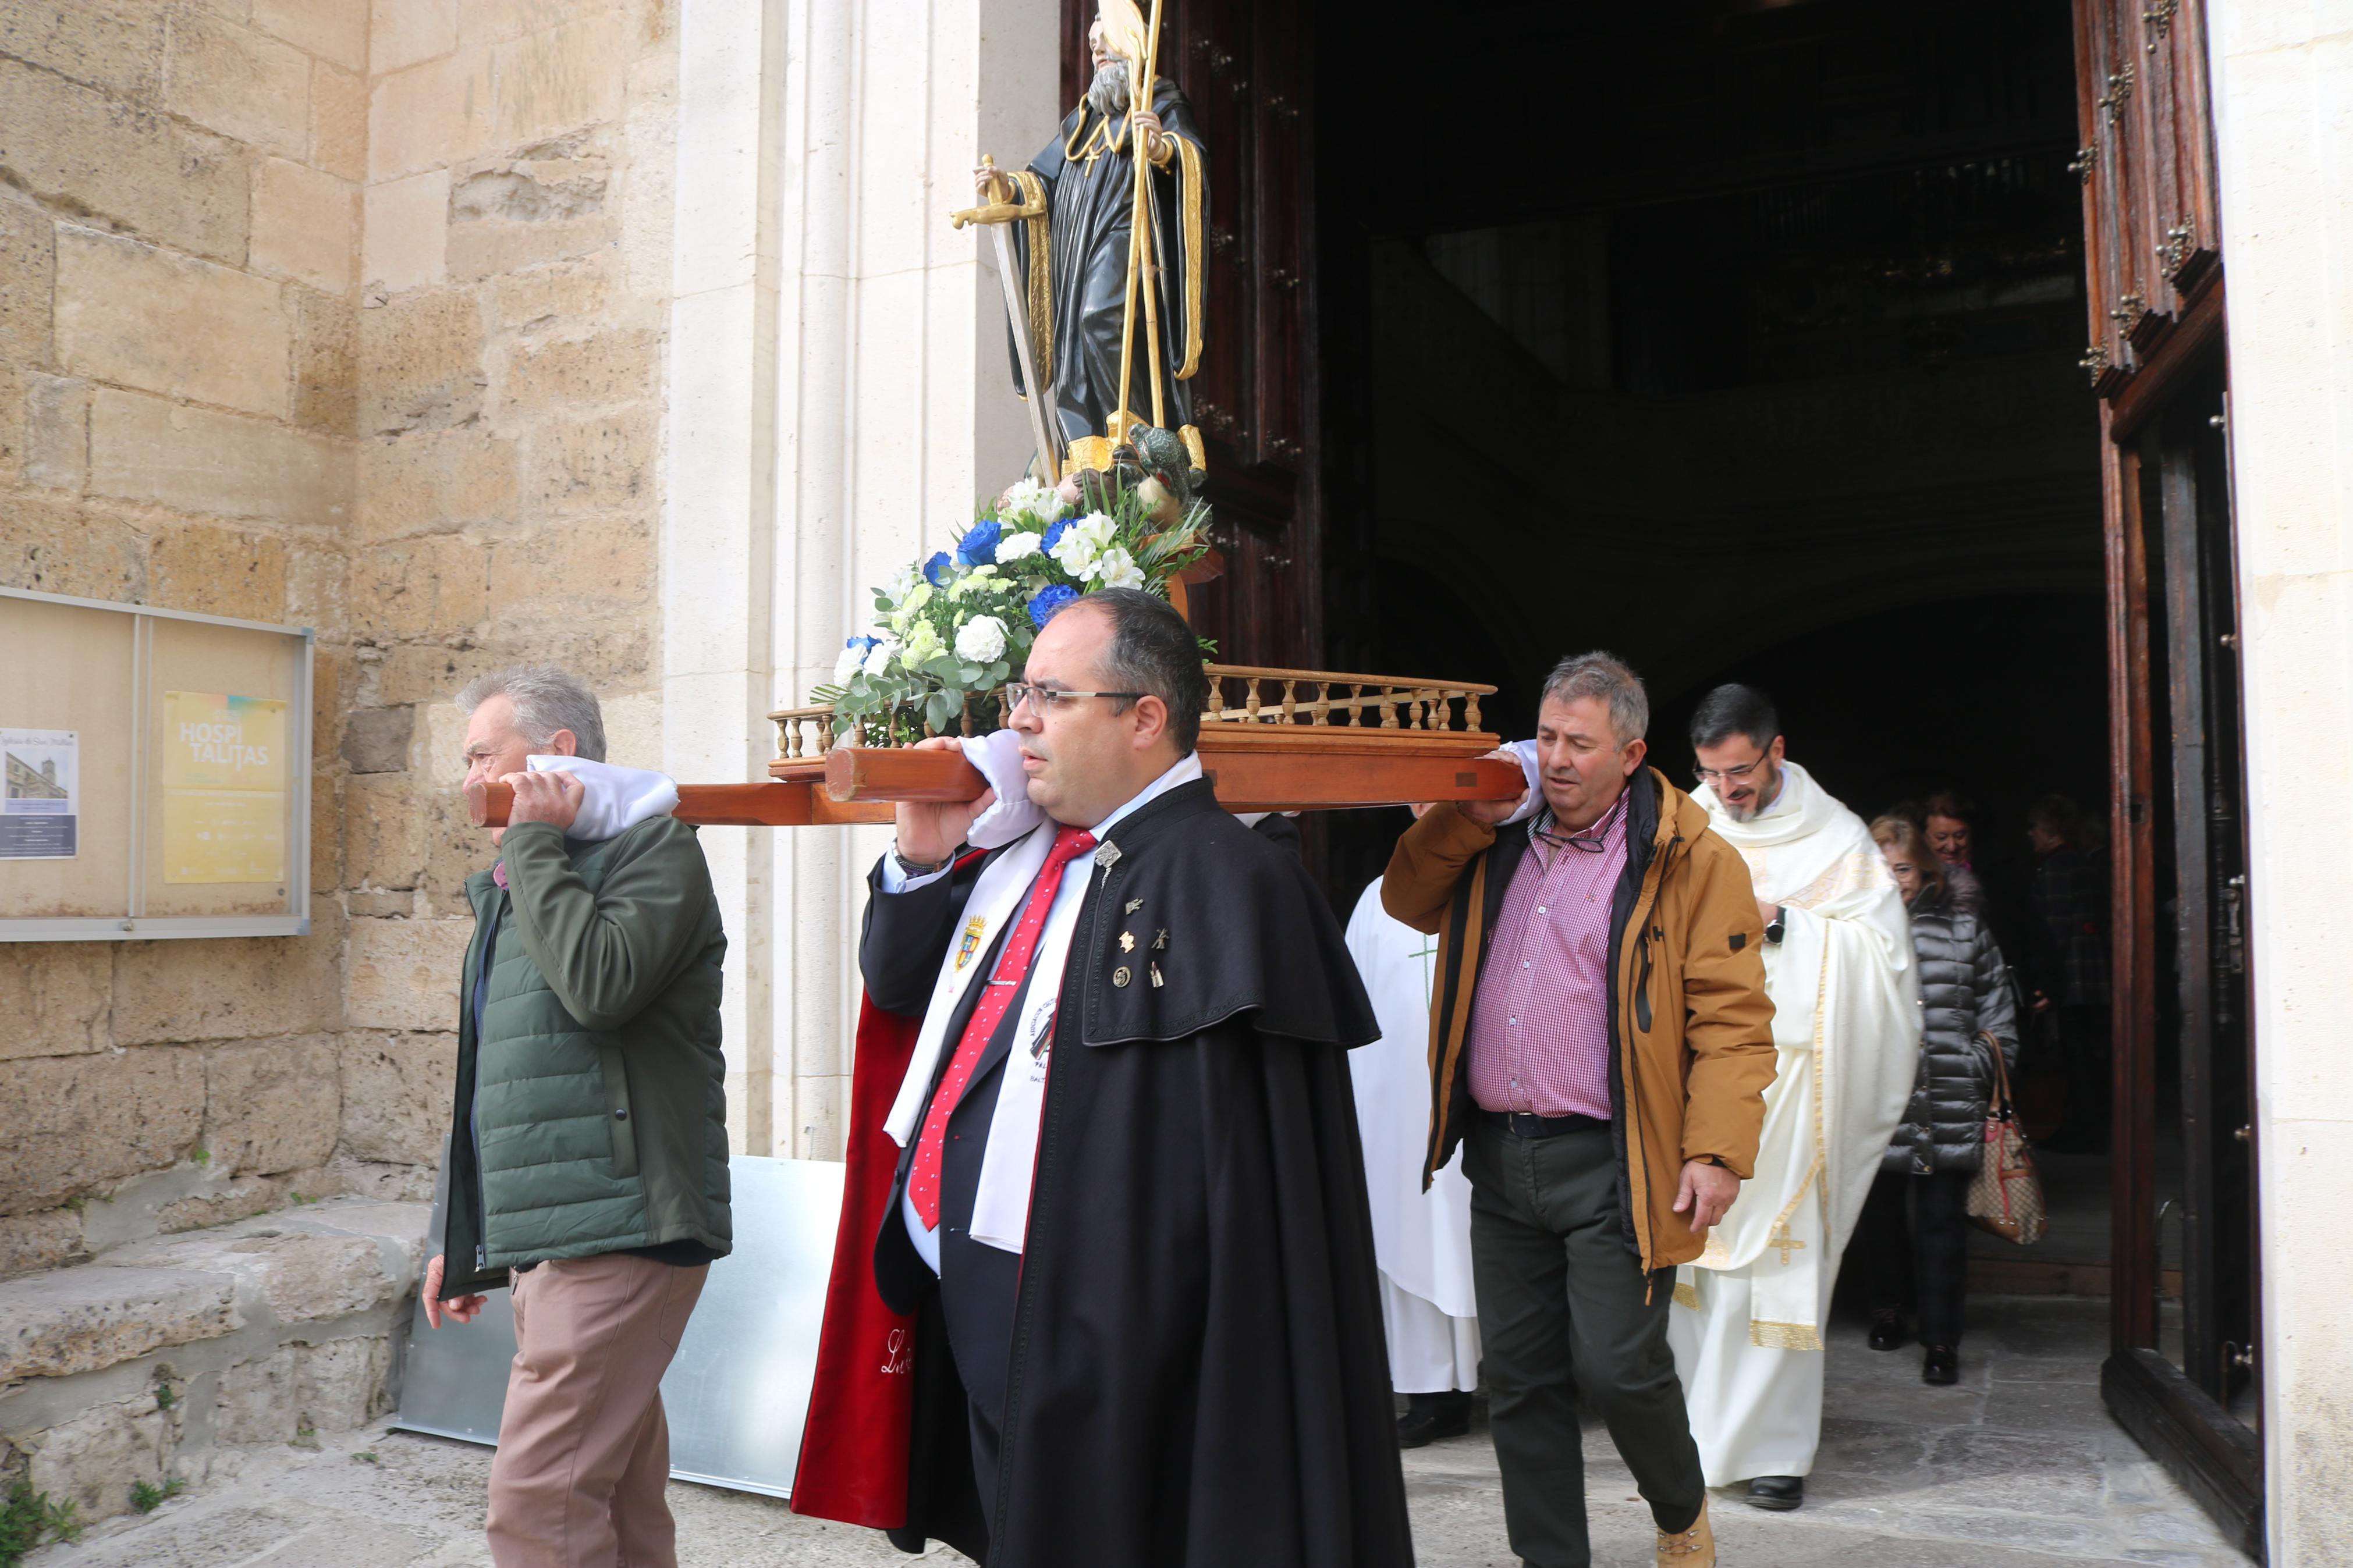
[1671,685,1918,1511]
[1343,876,1482,1446]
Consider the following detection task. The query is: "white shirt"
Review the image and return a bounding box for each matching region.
[882,752,1205,1272]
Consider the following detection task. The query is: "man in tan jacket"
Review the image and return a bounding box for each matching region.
[1383,650,1777,1568]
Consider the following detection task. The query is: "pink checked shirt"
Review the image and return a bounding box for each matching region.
[1465,791,1630,1121]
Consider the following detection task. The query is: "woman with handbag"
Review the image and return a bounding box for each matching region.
[1857,815,2022,1385]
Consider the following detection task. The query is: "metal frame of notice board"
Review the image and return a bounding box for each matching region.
[1,587,314,942]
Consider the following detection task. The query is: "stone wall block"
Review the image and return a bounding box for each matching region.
[149,523,290,621]
[0,0,169,99]
[310,59,367,183]
[0,1208,86,1280]
[285,534,348,629]
[0,942,112,1060]
[154,1174,295,1235]
[113,926,340,1045]
[0,196,55,367]
[212,1344,297,1445]
[341,706,416,774]
[490,258,612,332]
[345,917,470,1032]
[0,1264,240,1381]
[487,515,653,631]
[293,285,358,436]
[251,0,367,71]
[251,158,356,296]
[24,1389,172,1524]
[3,496,144,600]
[231,1232,395,1322]
[55,228,290,418]
[0,58,249,264]
[360,169,450,298]
[296,1336,389,1432]
[370,0,459,76]
[24,374,90,491]
[0,1050,204,1213]
[377,642,503,709]
[344,771,428,889]
[201,1036,340,1176]
[162,10,310,157]
[90,391,347,524]
[446,211,610,282]
[491,14,628,148]
[524,414,651,517]
[349,531,489,639]
[309,771,343,891]
[354,427,516,541]
[500,329,655,417]
[359,288,485,435]
[418,785,489,912]
[368,47,494,182]
[336,1032,456,1165]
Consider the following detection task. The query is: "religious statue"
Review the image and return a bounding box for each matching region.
[956,0,1207,479]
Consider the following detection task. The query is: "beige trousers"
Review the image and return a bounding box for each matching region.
[487,1253,709,1568]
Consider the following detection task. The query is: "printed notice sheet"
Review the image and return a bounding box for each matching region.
[2,728,78,859]
[162,692,289,884]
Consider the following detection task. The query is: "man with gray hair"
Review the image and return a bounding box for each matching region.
[1383,651,1778,1568]
[422,664,732,1568]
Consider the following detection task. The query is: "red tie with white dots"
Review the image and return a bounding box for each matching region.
[907,824,1097,1230]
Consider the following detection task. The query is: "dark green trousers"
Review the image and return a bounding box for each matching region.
[1464,1121,1706,1568]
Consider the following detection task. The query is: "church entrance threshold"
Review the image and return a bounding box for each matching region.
[1400,1297,2245,1567]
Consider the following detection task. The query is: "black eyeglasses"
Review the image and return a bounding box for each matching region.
[1005,683,1145,714]
[1531,796,1623,857]
[1693,758,1769,787]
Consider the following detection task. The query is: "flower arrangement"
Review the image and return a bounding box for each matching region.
[817,434,1212,745]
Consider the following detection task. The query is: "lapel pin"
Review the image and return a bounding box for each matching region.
[1152,928,1168,950]
[1125,897,1144,914]
[1095,842,1123,869]
[1112,965,1132,989]
[1119,931,1136,952]
[1149,963,1164,988]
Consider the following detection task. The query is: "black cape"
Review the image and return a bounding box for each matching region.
[1009,79,1205,445]
[872,780,1413,1567]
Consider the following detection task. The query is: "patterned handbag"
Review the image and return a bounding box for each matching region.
[1966,1030,2047,1245]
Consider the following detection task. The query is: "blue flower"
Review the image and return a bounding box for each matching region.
[1041,517,1072,554]
[844,634,878,653]
[1027,584,1079,629]
[922,550,953,588]
[956,519,1002,568]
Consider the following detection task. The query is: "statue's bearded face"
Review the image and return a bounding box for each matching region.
[1087,56,1131,119]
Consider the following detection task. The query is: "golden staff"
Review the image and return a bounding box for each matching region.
[1110,0,1167,442]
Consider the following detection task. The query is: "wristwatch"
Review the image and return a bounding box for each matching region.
[1763,906,1787,944]
[892,845,954,878]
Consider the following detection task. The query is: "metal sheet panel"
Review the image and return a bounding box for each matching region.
[391,1155,845,1499]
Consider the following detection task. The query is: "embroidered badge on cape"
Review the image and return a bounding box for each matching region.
[956,915,987,970]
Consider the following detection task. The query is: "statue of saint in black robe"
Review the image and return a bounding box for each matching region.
[790,780,1414,1568]
[1003,76,1206,448]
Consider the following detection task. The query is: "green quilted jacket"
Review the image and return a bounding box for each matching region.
[436,815,732,1295]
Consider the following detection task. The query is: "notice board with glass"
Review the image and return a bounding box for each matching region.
[0,588,313,941]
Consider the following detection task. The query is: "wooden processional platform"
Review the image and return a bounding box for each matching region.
[467,665,1524,829]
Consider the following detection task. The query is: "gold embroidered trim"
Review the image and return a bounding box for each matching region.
[1174,133,1204,379]
[1012,169,1053,383]
[1749,1320,1823,1351]
[1672,1281,1700,1310]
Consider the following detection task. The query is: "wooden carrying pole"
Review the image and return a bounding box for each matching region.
[466,749,1527,829]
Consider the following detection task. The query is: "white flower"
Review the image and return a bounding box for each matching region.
[1050,511,1117,578]
[946,565,998,600]
[993,531,1042,563]
[861,639,900,678]
[1000,477,1066,527]
[954,614,1008,664]
[1092,546,1144,590]
[834,642,868,684]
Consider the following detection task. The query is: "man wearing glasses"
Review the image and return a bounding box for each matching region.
[1382,651,1777,1568]
[1670,684,1919,1513]
[801,587,1414,1567]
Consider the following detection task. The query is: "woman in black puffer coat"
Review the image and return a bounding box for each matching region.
[1857,815,2020,1386]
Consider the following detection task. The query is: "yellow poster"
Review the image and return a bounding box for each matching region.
[162,692,288,884]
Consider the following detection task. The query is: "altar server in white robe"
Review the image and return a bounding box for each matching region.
[1344,874,1483,1447]
[1673,685,1918,1512]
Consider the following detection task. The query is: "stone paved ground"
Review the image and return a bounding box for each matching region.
[26,1296,2248,1568]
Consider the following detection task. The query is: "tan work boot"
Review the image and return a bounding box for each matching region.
[1656,1493,1716,1566]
